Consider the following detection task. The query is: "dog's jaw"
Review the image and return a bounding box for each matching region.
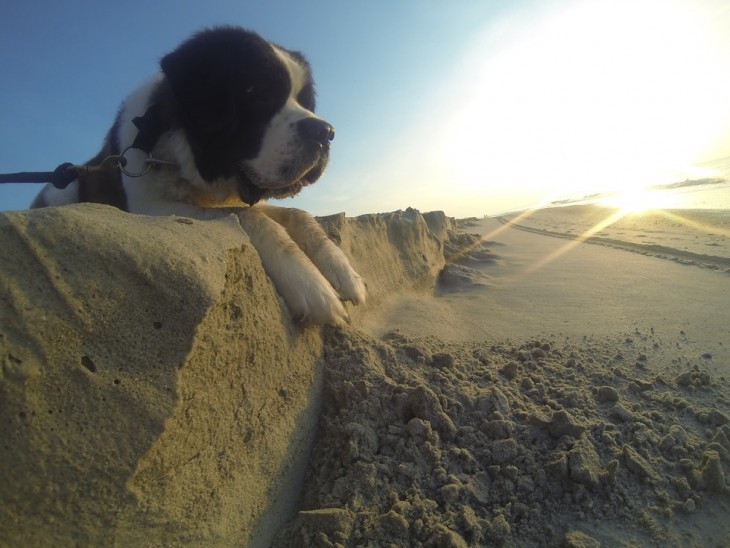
[236,166,320,204]
[236,171,266,205]
[236,134,330,204]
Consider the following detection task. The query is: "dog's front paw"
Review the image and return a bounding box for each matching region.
[312,247,367,305]
[237,206,358,326]
[285,274,350,327]
[332,263,367,305]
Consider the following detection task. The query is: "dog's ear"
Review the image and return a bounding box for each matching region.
[159,47,192,96]
[159,28,289,140]
[160,33,227,107]
[160,31,245,141]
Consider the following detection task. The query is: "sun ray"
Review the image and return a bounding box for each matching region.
[655,209,730,239]
[519,209,626,277]
[511,205,730,281]
[445,206,550,265]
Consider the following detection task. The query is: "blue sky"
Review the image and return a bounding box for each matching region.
[1,0,730,217]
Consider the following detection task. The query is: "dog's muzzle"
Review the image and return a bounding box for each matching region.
[236,118,335,206]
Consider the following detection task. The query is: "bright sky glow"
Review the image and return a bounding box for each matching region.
[598,188,683,213]
[431,0,730,214]
[1,0,729,217]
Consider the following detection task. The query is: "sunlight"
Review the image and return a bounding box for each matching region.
[439,0,730,208]
[518,197,730,278]
[519,208,625,277]
[658,209,730,240]
[599,187,683,213]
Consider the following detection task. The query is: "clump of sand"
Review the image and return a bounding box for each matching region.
[277,327,730,546]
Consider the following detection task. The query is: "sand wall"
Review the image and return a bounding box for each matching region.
[0,204,448,546]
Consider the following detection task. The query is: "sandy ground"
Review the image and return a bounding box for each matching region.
[363,207,730,374]
[502,206,730,268]
[279,205,730,546]
[2,204,728,546]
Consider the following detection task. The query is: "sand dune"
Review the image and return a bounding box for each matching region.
[1,203,728,546]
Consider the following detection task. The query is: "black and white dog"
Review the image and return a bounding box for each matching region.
[32,26,365,326]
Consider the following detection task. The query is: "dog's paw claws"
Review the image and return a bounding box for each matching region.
[337,272,367,305]
[325,263,367,305]
[289,282,349,327]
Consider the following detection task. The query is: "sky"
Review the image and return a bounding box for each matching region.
[1,0,730,217]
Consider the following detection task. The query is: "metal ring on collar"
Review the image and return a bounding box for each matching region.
[119,146,179,177]
[119,146,152,177]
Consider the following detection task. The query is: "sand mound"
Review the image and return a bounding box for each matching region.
[0,204,449,546]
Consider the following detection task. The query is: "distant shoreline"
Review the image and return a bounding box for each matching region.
[549,177,727,207]
[489,177,730,218]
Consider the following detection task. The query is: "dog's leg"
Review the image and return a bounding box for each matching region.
[255,204,366,305]
[125,199,349,326]
[237,207,350,326]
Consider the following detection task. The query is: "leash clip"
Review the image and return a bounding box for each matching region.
[70,154,125,176]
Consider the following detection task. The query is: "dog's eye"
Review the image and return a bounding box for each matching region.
[297,84,316,111]
[243,85,275,104]
[242,85,269,106]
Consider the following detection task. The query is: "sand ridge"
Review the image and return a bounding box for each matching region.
[0,204,451,546]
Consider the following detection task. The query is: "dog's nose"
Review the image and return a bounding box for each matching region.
[298,118,335,146]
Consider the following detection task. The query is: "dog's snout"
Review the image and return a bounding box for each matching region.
[298,118,335,146]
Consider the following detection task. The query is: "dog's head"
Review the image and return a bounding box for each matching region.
[158,27,333,205]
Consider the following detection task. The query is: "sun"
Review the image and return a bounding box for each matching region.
[598,187,682,214]
[438,0,730,210]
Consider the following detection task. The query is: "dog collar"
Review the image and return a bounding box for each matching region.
[131,103,168,154]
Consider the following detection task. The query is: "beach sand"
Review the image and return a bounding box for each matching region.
[1,203,728,546]
[363,208,730,371]
[279,205,730,546]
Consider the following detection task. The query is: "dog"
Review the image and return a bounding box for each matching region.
[31,26,366,326]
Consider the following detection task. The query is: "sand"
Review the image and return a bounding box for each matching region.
[278,330,729,546]
[365,211,730,372]
[276,205,730,546]
[0,205,446,546]
[1,203,728,546]
[502,205,730,270]
[0,204,326,546]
